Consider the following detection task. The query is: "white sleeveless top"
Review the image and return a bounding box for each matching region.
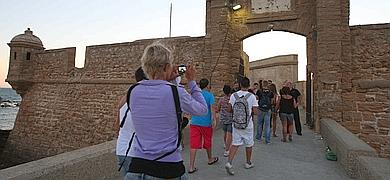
[116,103,135,156]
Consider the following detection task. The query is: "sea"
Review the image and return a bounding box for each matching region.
[0,88,21,130]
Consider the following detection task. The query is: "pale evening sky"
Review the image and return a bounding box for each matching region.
[0,0,389,87]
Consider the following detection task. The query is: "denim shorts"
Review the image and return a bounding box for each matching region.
[117,155,132,177]
[279,113,294,123]
[222,123,232,133]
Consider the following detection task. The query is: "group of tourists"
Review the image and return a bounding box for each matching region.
[216,79,302,175]
[249,79,302,144]
[113,42,303,179]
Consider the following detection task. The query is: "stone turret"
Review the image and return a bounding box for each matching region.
[6,28,44,96]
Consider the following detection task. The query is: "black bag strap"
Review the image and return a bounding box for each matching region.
[118,132,136,171]
[120,83,139,128]
[118,83,139,171]
[118,83,183,172]
[153,84,182,161]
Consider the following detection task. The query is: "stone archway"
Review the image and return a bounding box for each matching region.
[204,0,350,132]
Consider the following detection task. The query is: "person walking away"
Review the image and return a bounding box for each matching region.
[277,87,297,142]
[269,83,279,137]
[255,80,274,144]
[225,77,258,175]
[217,85,233,157]
[125,43,208,180]
[287,82,302,136]
[115,67,147,177]
[188,78,218,174]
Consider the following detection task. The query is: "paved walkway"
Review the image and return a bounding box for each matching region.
[181,117,352,180]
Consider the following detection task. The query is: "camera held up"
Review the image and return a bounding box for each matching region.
[178,64,187,76]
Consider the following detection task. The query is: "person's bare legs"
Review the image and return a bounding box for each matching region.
[272,112,277,136]
[227,145,239,163]
[224,132,227,149]
[206,148,216,163]
[245,146,252,164]
[281,119,287,142]
[226,145,239,175]
[189,149,197,171]
[288,120,294,141]
[225,132,232,152]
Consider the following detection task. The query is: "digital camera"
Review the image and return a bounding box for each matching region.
[178,64,187,75]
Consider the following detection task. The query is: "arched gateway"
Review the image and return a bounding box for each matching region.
[2,0,389,168]
[204,0,349,133]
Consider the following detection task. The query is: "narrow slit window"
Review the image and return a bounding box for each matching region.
[26,52,31,60]
[14,52,17,60]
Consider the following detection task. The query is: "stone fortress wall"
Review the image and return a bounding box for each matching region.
[248,54,306,109]
[1,0,389,169]
[343,24,390,157]
[1,34,209,167]
[248,54,298,90]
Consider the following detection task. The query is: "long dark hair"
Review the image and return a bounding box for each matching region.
[223,85,231,95]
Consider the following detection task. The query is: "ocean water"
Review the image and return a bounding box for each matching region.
[0,88,21,130]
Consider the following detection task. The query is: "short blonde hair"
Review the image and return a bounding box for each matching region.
[141,43,173,79]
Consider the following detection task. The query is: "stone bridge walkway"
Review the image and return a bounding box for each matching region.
[181,119,352,180]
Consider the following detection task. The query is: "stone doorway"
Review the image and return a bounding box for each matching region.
[205,0,319,129]
[243,31,311,127]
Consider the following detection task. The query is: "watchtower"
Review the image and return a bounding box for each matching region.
[7,28,45,96]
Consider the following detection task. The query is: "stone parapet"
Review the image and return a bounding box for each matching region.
[320,118,378,178]
[0,140,118,180]
[0,122,200,180]
[356,156,390,180]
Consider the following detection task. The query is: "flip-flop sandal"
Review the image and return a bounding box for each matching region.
[188,167,198,174]
[208,157,219,165]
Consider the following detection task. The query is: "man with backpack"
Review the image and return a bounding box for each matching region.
[225,77,258,175]
[255,80,274,144]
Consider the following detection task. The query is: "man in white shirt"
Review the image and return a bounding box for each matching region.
[225,77,258,175]
[115,67,147,176]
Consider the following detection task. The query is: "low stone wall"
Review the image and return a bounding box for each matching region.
[357,156,390,180]
[320,119,390,179]
[0,140,119,180]
[0,123,194,180]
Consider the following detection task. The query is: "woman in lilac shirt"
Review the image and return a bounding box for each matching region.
[124,43,207,180]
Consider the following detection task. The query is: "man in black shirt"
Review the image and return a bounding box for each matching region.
[287,82,302,136]
[255,81,274,144]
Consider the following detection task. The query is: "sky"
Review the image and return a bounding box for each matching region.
[0,0,389,88]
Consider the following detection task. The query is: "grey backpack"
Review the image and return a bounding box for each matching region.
[232,93,252,129]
